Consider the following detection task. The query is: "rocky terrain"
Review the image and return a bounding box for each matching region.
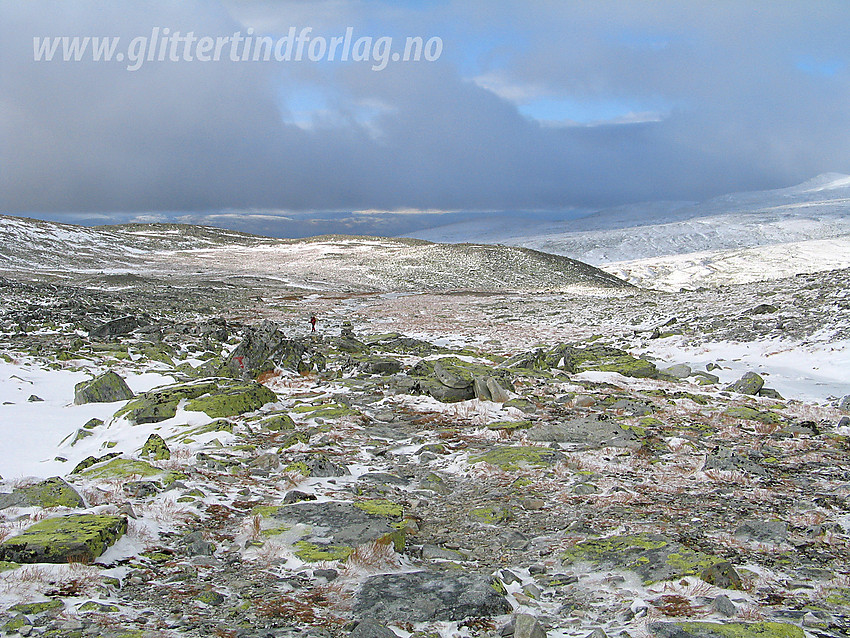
[0,218,848,638]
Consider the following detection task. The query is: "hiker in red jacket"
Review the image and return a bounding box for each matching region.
[309,315,317,332]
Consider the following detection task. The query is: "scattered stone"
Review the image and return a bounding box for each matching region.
[74,370,134,404]
[27,394,43,402]
[513,613,547,638]
[711,594,737,617]
[838,395,850,412]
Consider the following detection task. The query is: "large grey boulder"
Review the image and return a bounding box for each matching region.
[354,571,511,622]
[221,320,322,379]
[74,371,134,405]
[725,372,764,395]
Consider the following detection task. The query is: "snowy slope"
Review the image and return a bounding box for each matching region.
[602,235,850,290]
[407,174,850,265]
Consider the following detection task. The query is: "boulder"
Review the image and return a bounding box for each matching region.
[0,477,84,510]
[353,571,511,622]
[0,514,127,564]
[74,371,134,405]
[513,613,548,638]
[89,316,144,339]
[115,378,276,424]
[350,619,398,638]
[725,372,764,395]
[359,357,403,375]
[659,364,692,379]
[221,320,320,379]
[140,433,171,460]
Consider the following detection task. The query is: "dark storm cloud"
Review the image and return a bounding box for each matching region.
[1,0,849,215]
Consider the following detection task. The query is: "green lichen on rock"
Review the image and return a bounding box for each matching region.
[354,499,403,518]
[291,402,357,419]
[0,560,19,572]
[9,599,65,615]
[185,382,276,418]
[650,621,805,638]
[79,457,164,480]
[0,477,84,510]
[74,370,134,405]
[115,379,276,424]
[140,433,171,460]
[470,446,564,471]
[79,601,120,613]
[470,505,513,524]
[562,534,724,584]
[293,541,353,562]
[0,514,127,564]
[260,413,296,431]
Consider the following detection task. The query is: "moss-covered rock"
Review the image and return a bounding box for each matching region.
[561,534,725,584]
[294,541,353,562]
[260,413,296,431]
[74,370,134,405]
[185,382,276,418]
[115,378,275,424]
[78,456,166,480]
[470,446,564,471]
[0,477,84,510]
[0,514,127,564]
[140,433,171,460]
[650,622,804,638]
[354,499,404,518]
[9,599,65,615]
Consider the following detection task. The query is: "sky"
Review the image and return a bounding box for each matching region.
[1,1,850,230]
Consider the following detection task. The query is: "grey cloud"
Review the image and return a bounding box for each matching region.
[1,0,849,217]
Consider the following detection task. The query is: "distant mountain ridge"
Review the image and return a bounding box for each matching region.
[0,215,628,293]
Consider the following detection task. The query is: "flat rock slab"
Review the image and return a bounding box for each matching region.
[353,571,511,622]
[650,622,804,638]
[561,534,724,584]
[527,415,638,448]
[261,501,401,561]
[0,514,127,564]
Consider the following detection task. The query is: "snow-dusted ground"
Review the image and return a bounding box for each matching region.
[602,235,850,290]
[0,359,175,479]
